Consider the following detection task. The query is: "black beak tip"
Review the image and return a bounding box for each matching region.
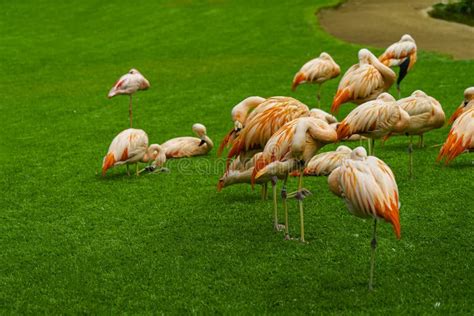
[199,139,206,146]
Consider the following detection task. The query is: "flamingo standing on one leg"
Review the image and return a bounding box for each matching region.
[292,52,341,107]
[379,34,417,98]
[102,128,165,176]
[448,87,474,124]
[331,49,396,114]
[437,108,474,165]
[252,117,338,242]
[217,96,266,156]
[161,123,214,158]
[385,90,445,177]
[336,93,410,155]
[328,146,401,290]
[108,69,151,127]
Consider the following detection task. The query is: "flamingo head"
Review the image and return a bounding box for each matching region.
[351,146,367,159]
[358,49,373,64]
[411,90,427,98]
[464,87,474,101]
[400,34,415,43]
[336,145,352,154]
[192,123,208,146]
[377,92,396,102]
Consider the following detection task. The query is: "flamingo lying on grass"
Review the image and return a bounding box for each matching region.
[162,124,214,158]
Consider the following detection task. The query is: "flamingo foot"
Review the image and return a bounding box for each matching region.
[274,224,286,232]
[287,188,312,200]
[139,166,170,174]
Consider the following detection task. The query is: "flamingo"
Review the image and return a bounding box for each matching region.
[217,96,266,156]
[328,146,401,290]
[437,108,474,165]
[336,93,410,155]
[448,87,474,124]
[386,90,445,177]
[292,52,341,107]
[299,145,352,176]
[252,117,338,242]
[102,128,165,176]
[331,49,396,114]
[218,153,289,230]
[226,96,310,168]
[379,34,417,98]
[108,69,150,127]
[161,123,214,158]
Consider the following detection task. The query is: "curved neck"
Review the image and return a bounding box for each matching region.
[368,54,396,87]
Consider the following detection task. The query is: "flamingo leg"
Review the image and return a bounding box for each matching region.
[408,136,414,178]
[369,218,378,291]
[126,164,130,176]
[261,183,268,200]
[129,94,133,128]
[317,84,321,108]
[271,177,284,231]
[368,138,375,156]
[298,170,305,243]
[136,163,139,176]
[281,175,290,240]
[418,134,424,148]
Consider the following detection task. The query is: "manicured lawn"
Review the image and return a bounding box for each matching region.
[1,0,473,313]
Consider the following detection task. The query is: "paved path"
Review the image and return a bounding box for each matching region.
[318,0,474,60]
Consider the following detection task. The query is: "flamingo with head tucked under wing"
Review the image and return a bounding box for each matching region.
[328,146,401,291]
[108,69,150,127]
[331,49,396,114]
[292,52,341,107]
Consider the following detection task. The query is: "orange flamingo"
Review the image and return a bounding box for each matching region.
[331,49,396,114]
[226,97,310,168]
[217,96,266,156]
[292,52,341,106]
[108,69,150,127]
[161,124,214,158]
[448,87,474,124]
[336,93,410,155]
[437,108,474,165]
[328,146,401,290]
[387,90,445,177]
[379,34,417,98]
[102,128,165,176]
[252,117,338,241]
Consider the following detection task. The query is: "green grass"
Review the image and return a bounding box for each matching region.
[1,0,473,313]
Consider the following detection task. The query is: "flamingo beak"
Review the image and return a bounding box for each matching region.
[199,139,206,146]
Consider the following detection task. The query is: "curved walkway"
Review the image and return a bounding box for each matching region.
[318,0,474,60]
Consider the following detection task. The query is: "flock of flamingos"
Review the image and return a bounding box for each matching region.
[101,34,473,290]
